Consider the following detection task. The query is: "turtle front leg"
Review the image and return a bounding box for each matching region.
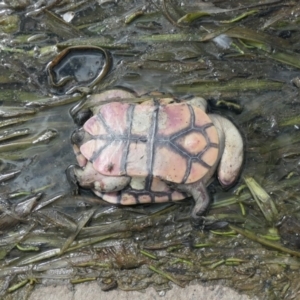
[66,162,130,193]
[175,181,210,225]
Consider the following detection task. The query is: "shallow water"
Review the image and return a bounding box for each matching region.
[1,1,300,299]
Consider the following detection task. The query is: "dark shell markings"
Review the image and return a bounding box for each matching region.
[81,102,219,183]
[68,90,244,224]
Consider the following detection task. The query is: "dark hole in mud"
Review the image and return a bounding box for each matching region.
[51,49,106,85]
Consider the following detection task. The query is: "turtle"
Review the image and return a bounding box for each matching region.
[67,89,244,224]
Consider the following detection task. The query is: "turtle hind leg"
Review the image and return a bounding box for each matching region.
[175,181,210,226]
[209,114,243,187]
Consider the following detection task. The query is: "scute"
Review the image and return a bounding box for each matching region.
[99,102,129,135]
[126,142,148,175]
[185,162,211,183]
[83,115,107,136]
[201,146,219,167]
[93,140,125,176]
[175,131,207,155]
[152,145,187,183]
[80,139,104,161]
[157,103,190,136]
[131,104,155,135]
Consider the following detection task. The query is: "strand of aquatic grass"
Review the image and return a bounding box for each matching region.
[136,27,300,69]
[244,176,278,223]
[137,32,216,43]
[7,279,34,293]
[210,230,237,236]
[78,205,179,238]
[193,243,212,248]
[71,261,111,268]
[0,116,33,129]
[137,26,289,46]
[0,194,41,231]
[36,209,77,232]
[0,128,30,142]
[0,224,36,247]
[3,204,177,251]
[259,132,300,153]
[177,9,258,25]
[173,79,284,94]
[0,44,57,59]
[142,237,190,250]
[171,258,192,266]
[59,209,95,254]
[202,257,248,268]
[160,0,188,29]
[263,257,300,267]
[229,225,300,258]
[6,184,54,199]
[177,12,210,24]
[44,9,81,39]
[70,277,96,284]
[212,176,300,209]
[128,60,208,74]
[0,129,57,152]
[12,232,65,249]
[241,40,300,69]
[25,94,84,108]
[16,244,39,252]
[0,107,37,118]
[32,193,66,212]
[66,232,132,252]
[125,10,144,24]
[15,232,130,267]
[0,224,35,260]
[211,193,251,208]
[220,10,258,23]
[3,178,296,260]
[53,0,93,14]
[0,170,20,183]
[280,115,300,127]
[148,265,185,287]
[57,37,132,50]
[140,249,158,260]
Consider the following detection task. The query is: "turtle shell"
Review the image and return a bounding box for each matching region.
[80,101,219,184]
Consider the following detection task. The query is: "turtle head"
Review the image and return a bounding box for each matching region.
[72,109,93,126]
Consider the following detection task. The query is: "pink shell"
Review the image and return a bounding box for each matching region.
[81,101,219,184]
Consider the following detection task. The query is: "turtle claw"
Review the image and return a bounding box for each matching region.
[191,215,205,228]
[191,204,207,228]
[190,216,229,230]
[66,165,79,195]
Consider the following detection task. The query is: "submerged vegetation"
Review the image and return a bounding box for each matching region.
[1,0,300,299]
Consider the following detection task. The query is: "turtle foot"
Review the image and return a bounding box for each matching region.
[176,181,210,217]
[191,215,205,228]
